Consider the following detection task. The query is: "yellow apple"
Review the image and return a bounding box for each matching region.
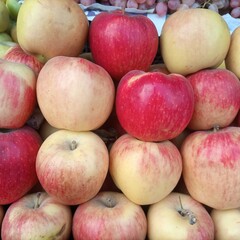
[211,208,240,240]
[0,1,10,33]
[225,26,240,78]
[17,0,89,60]
[160,8,231,75]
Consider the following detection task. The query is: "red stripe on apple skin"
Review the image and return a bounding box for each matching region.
[72,191,147,240]
[181,126,240,209]
[187,68,240,130]
[0,68,36,128]
[193,130,240,169]
[1,68,21,108]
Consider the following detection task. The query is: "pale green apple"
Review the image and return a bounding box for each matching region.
[0,41,16,57]
[0,32,12,42]
[0,1,10,32]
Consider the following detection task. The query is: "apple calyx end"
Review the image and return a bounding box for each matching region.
[177,196,197,225]
[105,197,117,208]
[70,140,78,151]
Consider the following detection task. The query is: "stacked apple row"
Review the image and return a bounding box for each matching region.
[1,0,240,239]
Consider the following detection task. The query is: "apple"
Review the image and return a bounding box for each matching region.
[147,192,214,240]
[115,70,194,142]
[217,60,226,69]
[187,68,240,130]
[0,32,13,42]
[72,191,147,240]
[89,11,159,81]
[0,41,17,58]
[211,207,240,240]
[181,126,240,210]
[1,192,72,240]
[36,130,109,205]
[0,59,37,129]
[225,26,240,78]
[17,0,89,60]
[160,8,230,75]
[0,126,42,205]
[3,44,45,76]
[0,1,10,33]
[9,20,17,43]
[6,0,22,20]
[37,56,115,132]
[109,133,182,205]
[0,205,4,228]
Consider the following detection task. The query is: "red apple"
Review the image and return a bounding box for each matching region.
[211,207,240,240]
[0,59,37,129]
[0,126,42,205]
[72,191,147,240]
[3,44,45,76]
[36,56,115,132]
[109,134,182,205]
[36,130,109,205]
[187,68,240,130]
[115,70,194,142]
[1,192,72,239]
[89,11,159,81]
[181,126,240,210]
[147,192,214,240]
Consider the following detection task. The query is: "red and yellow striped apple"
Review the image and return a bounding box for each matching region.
[109,134,182,205]
[72,191,147,240]
[181,126,240,210]
[36,130,109,205]
[37,56,115,132]
[0,59,37,129]
[1,192,72,240]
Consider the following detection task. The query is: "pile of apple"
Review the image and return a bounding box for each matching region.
[1,0,240,239]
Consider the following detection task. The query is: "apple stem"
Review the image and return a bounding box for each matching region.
[70,140,78,150]
[34,192,42,209]
[178,196,197,225]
